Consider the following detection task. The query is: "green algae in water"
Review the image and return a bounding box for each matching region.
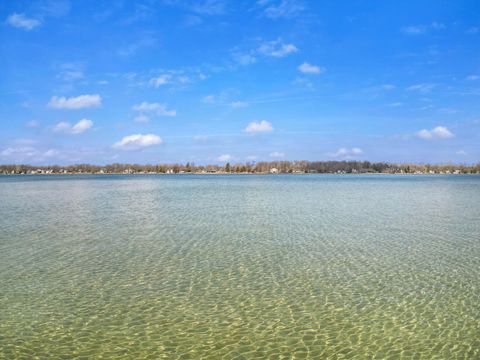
[0,174,479,358]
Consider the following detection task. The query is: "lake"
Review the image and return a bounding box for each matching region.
[0,174,479,358]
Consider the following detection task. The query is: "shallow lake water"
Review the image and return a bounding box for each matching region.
[0,174,479,358]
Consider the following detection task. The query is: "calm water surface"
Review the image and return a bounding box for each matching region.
[0,174,479,359]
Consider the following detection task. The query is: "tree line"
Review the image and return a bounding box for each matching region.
[1,161,479,174]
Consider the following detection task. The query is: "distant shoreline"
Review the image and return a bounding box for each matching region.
[1,161,479,175]
[1,172,479,176]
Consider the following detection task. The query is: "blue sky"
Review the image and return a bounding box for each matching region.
[1,0,479,165]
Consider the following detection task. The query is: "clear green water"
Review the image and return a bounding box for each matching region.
[0,174,479,359]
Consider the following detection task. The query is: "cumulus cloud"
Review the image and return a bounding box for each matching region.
[269,151,285,158]
[6,13,42,30]
[244,120,274,133]
[52,119,93,134]
[48,94,102,109]
[298,62,323,74]
[113,134,162,150]
[416,126,454,139]
[258,39,298,58]
[328,147,363,159]
[217,154,232,162]
[132,102,176,117]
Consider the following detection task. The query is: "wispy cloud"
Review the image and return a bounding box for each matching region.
[52,119,93,134]
[466,75,479,81]
[56,63,84,81]
[401,22,445,35]
[298,62,324,74]
[416,126,454,139]
[150,74,173,87]
[202,95,216,104]
[407,83,436,93]
[118,36,157,57]
[244,120,274,133]
[132,102,176,117]
[113,134,163,150]
[230,101,249,108]
[134,114,150,123]
[164,0,227,15]
[48,94,102,109]
[25,120,40,128]
[269,151,285,158]
[217,154,232,162]
[232,51,257,65]
[328,147,363,159]
[189,0,227,15]
[0,147,58,161]
[258,39,298,57]
[257,0,305,19]
[5,13,42,30]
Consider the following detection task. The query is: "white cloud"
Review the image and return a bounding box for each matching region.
[244,120,274,133]
[193,135,209,141]
[134,114,150,123]
[246,155,257,161]
[466,75,479,81]
[231,101,249,108]
[380,84,395,90]
[202,95,216,104]
[113,134,162,150]
[258,0,305,19]
[71,119,93,134]
[217,154,232,162]
[149,74,172,87]
[456,150,467,156]
[56,63,85,81]
[132,102,176,117]
[416,126,454,139]
[25,120,39,128]
[328,147,363,158]
[48,94,102,109]
[233,52,257,65]
[401,25,427,35]
[6,13,42,30]
[298,62,323,74]
[269,151,285,158]
[0,147,58,160]
[407,83,436,93]
[43,149,59,157]
[258,39,298,58]
[52,119,93,134]
[401,22,445,35]
[1,147,37,157]
[387,102,403,107]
